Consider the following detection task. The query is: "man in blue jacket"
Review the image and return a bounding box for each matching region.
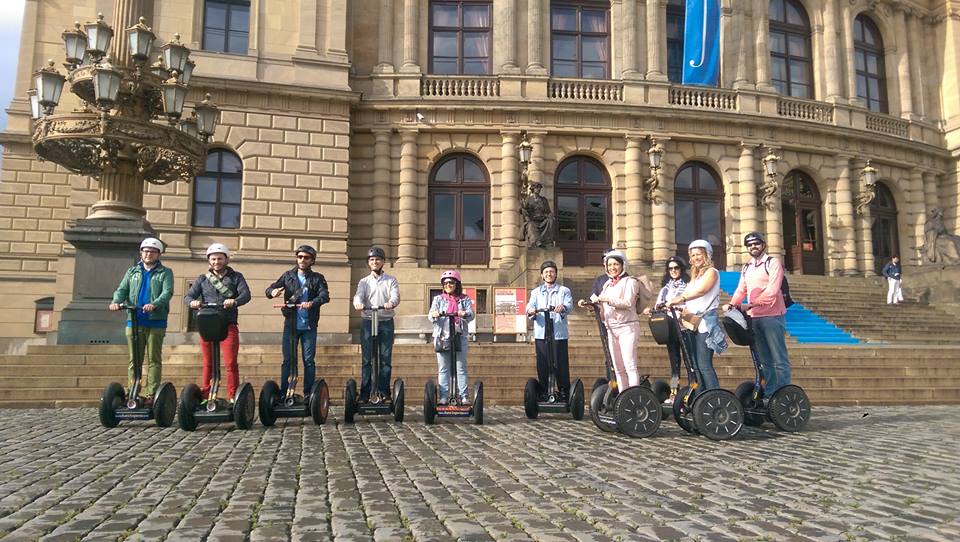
[882,255,903,305]
[526,260,574,400]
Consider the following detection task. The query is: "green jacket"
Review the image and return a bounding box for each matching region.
[111,262,175,321]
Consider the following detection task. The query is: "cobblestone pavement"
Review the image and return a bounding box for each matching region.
[0,406,958,542]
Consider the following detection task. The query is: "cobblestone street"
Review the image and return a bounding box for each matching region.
[0,406,958,541]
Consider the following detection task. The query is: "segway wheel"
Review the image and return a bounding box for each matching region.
[310,379,330,425]
[259,380,280,427]
[569,378,585,421]
[614,386,662,438]
[234,383,256,430]
[153,382,177,428]
[473,381,484,425]
[768,385,811,432]
[343,379,357,424]
[652,379,671,404]
[672,386,697,434]
[591,377,607,393]
[423,380,437,425]
[692,389,744,441]
[589,384,617,432]
[735,381,765,427]
[523,378,539,420]
[392,379,405,423]
[178,383,201,432]
[98,382,125,428]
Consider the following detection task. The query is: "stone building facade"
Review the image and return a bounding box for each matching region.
[0,0,958,348]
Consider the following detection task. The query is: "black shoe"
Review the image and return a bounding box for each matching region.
[359,396,370,404]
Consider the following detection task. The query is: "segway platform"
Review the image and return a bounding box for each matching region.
[522,308,585,421]
[343,307,405,423]
[423,311,483,425]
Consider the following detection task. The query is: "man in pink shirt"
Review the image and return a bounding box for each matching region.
[722,232,792,399]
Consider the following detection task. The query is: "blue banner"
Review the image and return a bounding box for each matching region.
[681,0,721,87]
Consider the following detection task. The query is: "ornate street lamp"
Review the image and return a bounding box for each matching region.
[644,138,664,204]
[856,160,878,215]
[83,13,113,62]
[61,23,88,68]
[126,17,156,63]
[160,77,188,121]
[161,33,189,76]
[194,94,220,141]
[150,55,166,78]
[27,89,40,120]
[518,133,533,195]
[179,114,199,139]
[33,60,65,115]
[92,60,122,110]
[179,59,195,85]
[759,147,781,210]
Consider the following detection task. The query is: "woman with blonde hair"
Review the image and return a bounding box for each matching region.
[666,240,727,391]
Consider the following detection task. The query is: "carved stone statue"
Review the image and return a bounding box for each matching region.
[758,178,779,210]
[923,207,960,264]
[521,182,557,248]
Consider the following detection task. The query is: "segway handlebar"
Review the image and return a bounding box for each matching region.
[273,302,304,308]
[113,303,143,311]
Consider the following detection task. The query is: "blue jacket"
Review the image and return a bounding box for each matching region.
[428,294,475,339]
[525,283,573,340]
[881,262,902,280]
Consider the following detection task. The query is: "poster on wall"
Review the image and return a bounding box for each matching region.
[464,287,478,335]
[493,288,527,335]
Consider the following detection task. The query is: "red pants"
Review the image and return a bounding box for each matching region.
[200,323,240,399]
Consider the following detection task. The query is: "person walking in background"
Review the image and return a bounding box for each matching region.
[882,255,903,305]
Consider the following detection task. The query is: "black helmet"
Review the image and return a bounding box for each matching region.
[665,255,687,270]
[368,246,386,259]
[295,244,317,258]
[743,232,765,247]
[540,260,558,273]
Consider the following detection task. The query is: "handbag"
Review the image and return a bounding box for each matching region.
[679,309,701,331]
[433,335,461,353]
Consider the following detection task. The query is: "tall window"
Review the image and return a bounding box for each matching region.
[674,162,725,268]
[769,0,813,98]
[666,0,686,83]
[854,15,887,113]
[193,150,242,228]
[429,154,490,265]
[871,182,899,274]
[555,156,611,266]
[551,2,611,79]
[429,1,492,75]
[202,0,250,54]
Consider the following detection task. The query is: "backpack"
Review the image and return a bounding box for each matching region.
[741,259,794,308]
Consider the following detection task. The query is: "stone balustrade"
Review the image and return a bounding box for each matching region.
[866,113,909,138]
[668,85,738,111]
[777,97,834,124]
[548,78,624,102]
[420,76,500,98]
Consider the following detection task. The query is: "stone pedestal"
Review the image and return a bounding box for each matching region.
[56,218,156,345]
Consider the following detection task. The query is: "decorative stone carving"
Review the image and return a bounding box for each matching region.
[923,208,960,264]
[521,182,556,248]
[759,177,779,210]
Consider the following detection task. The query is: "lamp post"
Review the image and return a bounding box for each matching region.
[518,133,533,195]
[855,160,878,215]
[759,147,781,210]
[27,1,219,344]
[645,138,664,204]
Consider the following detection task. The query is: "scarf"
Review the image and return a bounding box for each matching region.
[441,292,462,326]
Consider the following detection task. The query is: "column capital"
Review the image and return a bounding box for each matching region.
[500,130,522,139]
[398,127,420,136]
[739,141,760,150]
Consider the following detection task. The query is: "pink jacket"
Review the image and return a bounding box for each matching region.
[598,275,640,328]
[730,254,787,318]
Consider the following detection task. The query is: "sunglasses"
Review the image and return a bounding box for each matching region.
[746,242,764,248]
[668,266,681,271]
[442,280,457,286]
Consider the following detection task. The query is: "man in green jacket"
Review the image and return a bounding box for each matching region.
[109,237,174,402]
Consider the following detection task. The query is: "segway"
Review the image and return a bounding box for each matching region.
[584,302,662,438]
[423,311,483,425]
[663,305,744,441]
[343,306,405,423]
[724,307,811,432]
[523,307,584,420]
[177,302,256,431]
[258,302,330,427]
[99,303,177,428]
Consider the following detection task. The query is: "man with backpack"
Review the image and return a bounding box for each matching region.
[722,232,792,400]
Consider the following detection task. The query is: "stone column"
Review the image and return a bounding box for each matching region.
[375,0,394,71]
[528,132,546,185]
[651,144,672,262]
[906,11,924,117]
[622,0,640,78]
[624,136,644,262]
[296,0,318,54]
[922,171,939,214]
[500,132,521,267]
[895,8,913,117]
[400,0,420,72]
[841,3,860,104]
[834,155,858,274]
[527,0,546,74]
[737,145,759,261]
[754,0,774,91]
[732,4,751,89]
[325,0,349,60]
[822,0,842,101]
[495,0,519,73]
[646,0,667,81]
[857,207,876,276]
[372,130,392,249]
[906,169,927,264]
[397,129,419,264]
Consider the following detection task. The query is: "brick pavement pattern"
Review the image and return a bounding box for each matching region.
[0,406,958,541]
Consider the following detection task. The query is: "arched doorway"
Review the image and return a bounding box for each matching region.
[871,181,899,274]
[554,156,611,267]
[674,162,725,268]
[428,153,490,265]
[781,170,824,275]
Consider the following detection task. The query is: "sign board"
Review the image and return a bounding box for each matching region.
[464,287,478,334]
[493,288,527,334]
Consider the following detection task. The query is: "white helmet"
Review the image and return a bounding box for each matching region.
[206,243,230,258]
[139,237,164,253]
[603,249,628,274]
[688,239,713,259]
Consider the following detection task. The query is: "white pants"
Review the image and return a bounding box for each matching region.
[887,278,903,304]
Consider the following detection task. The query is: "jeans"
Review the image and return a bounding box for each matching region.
[752,315,792,398]
[691,332,720,391]
[200,323,240,399]
[534,338,570,397]
[360,318,394,400]
[281,321,317,396]
[436,335,469,401]
[126,326,165,397]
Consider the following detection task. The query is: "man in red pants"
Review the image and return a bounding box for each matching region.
[184,243,251,401]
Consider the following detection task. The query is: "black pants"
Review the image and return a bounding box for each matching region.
[667,335,682,387]
[535,338,570,397]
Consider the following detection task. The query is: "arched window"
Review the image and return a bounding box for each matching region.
[854,15,887,113]
[428,154,490,265]
[769,0,813,99]
[429,1,492,75]
[551,1,611,79]
[674,162,725,268]
[193,149,242,228]
[666,0,686,83]
[871,182,899,274]
[781,170,824,275]
[555,156,611,266]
